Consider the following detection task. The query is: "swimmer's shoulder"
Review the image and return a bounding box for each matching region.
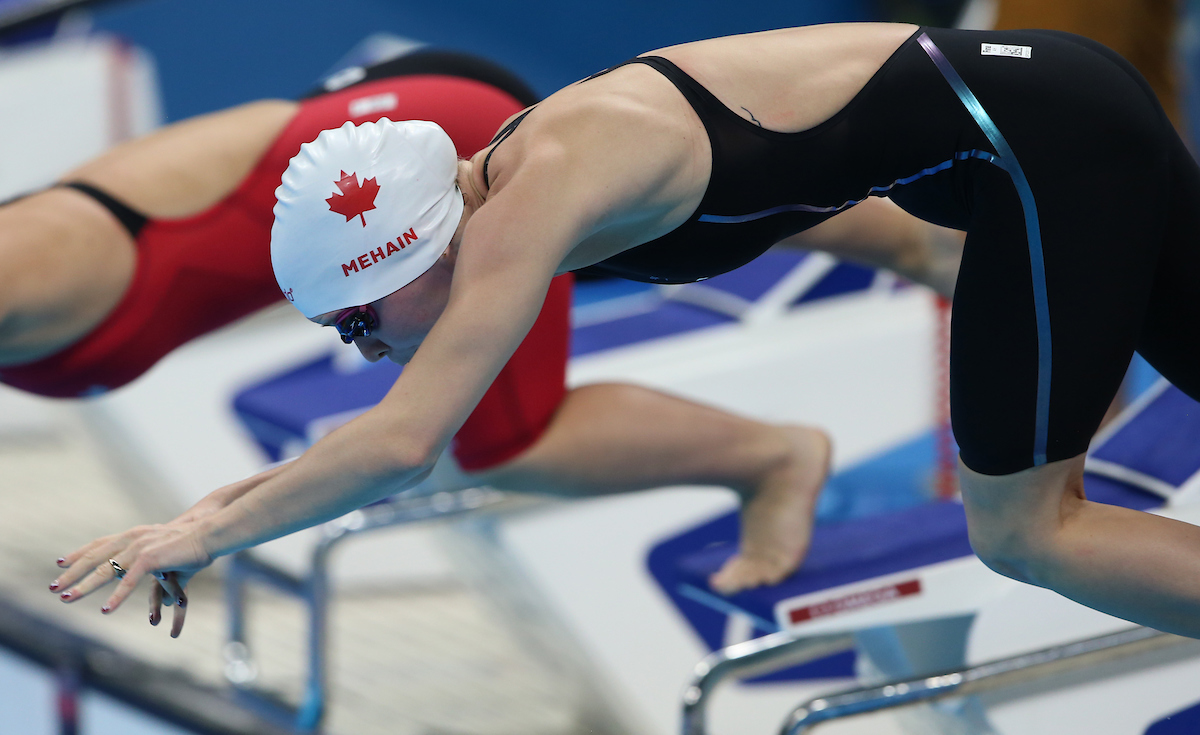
[475,74,700,201]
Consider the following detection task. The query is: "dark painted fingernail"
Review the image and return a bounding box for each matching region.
[49,581,59,591]
[60,592,72,600]
[150,615,159,626]
[56,558,66,565]
[177,598,187,608]
[101,605,111,613]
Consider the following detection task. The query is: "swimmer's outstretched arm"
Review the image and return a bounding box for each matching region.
[55,379,833,626]
[48,460,298,635]
[54,462,291,581]
[174,462,293,523]
[50,143,604,623]
[51,89,711,624]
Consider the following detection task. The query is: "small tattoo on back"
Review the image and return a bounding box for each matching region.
[741,107,763,127]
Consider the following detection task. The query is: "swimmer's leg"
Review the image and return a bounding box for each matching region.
[475,383,831,592]
[64,100,297,218]
[952,106,1200,635]
[0,101,296,364]
[1134,133,1200,400]
[777,196,965,298]
[961,455,1200,637]
[0,188,136,363]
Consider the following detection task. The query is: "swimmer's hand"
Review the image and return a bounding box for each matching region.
[50,520,213,638]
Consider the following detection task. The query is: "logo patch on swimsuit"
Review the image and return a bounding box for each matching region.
[326,171,379,227]
[349,92,399,118]
[981,43,1032,59]
[323,65,366,92]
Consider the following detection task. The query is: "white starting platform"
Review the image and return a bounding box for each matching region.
[644,379,1200,735]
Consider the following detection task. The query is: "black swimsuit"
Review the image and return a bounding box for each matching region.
[575,51,952,285]
[487,27,1200,477]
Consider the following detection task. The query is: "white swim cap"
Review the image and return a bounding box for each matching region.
[271,118,464,318]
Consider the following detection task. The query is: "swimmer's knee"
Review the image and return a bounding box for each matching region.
[964,513,1047,585]
[959,455,1087,587]
[964,502,1075,588]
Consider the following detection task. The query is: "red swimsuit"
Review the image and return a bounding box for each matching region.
[0,69,569,472]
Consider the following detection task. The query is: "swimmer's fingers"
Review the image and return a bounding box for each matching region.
[171,571,195,599]
[148,571,188,636]
[52,524,165,592]
[57,535,114,569]
[149,580,163,627]
[152,570,176,608]
[100,531,212,619]
[167,578,189,639]
[100,558,149,614]
[52,534,125,591]
[149,571,184,625]
[58,545,142,606]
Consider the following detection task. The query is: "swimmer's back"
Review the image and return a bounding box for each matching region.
[642,22,918,134]
[473,23,920,273]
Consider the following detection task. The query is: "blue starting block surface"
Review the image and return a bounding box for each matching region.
[233,356,402,462]
[572,252,877,355]
[646,385,1196,683]
[234,252,878,461]
[1147,699,1200,734]
[1087,382,1200,495]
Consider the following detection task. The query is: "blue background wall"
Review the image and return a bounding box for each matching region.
[88,0,875,121]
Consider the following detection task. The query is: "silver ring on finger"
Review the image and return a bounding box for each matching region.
[108,558,127,580]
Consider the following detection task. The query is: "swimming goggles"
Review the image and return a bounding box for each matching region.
[332,305,378,344]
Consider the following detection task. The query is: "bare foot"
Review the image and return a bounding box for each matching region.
[708,426,831,595]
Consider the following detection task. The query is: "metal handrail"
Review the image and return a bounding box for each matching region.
[223,486,511,732]
[681,631,856,735]
[0,594,292,735]
[781,626,1192,735]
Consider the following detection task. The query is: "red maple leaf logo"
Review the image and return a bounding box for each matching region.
[326,170,380,227]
